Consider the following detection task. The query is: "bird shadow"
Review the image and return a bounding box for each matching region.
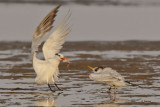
[95,96,127,107]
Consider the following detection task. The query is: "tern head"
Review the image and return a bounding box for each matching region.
[55,53,64,60]
[88,66,104,74]
[55,53,70,68]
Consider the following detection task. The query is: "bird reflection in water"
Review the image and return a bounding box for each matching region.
[94,98,127,107]
[35,99,57,106]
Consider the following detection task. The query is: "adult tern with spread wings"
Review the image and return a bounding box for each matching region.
[32,5,71,92]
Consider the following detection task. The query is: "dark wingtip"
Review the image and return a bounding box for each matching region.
[125,81,142,88]
[56,4,61,10]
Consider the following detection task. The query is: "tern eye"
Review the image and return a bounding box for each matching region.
[55,53,60,57]
[94,68,98,72]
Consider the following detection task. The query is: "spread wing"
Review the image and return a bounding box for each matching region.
[31,5,61,55]
[42,11,71,59]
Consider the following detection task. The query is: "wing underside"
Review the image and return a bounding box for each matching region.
[31,5,61,55]
[42,11,72,59]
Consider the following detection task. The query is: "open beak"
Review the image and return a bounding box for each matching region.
[88,66,94,75]
[61,57,70,69]
[88,66,94,70]
[88,73,92,74]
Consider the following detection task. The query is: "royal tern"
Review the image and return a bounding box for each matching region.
[32,5,71,92]
[88,66,133,101]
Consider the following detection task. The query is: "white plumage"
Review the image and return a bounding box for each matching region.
[32,5,71,92]
[88,66,130,101]
[33,54,61,85]
[89,67,127,87]
[42,11,71,59]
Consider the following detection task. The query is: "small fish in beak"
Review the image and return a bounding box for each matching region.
[61,57,70,69]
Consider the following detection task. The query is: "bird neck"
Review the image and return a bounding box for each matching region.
[48,58,61,66]
[32,52,37,58]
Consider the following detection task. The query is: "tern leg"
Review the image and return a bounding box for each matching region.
[114,85,116,101]
[54,83,63,91]
[107,87,111,93]
[48,84,55,92]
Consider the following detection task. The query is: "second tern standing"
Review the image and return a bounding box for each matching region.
[88,66,135,101]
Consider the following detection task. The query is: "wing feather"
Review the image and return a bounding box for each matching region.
[42,11,72,59]
[90,73,124,83]
[31,5,61,54]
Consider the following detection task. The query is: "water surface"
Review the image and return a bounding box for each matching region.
[0,41,160,106]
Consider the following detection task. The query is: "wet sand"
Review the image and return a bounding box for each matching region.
[0,41,160,106]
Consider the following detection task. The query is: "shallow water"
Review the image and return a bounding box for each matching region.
[0,41,160,107]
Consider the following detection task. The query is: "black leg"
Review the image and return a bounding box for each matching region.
[54,83,63,91]
[48,84,55,92]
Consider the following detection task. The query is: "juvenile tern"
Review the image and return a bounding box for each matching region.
[32,5,71,92]
[88,66,134,101]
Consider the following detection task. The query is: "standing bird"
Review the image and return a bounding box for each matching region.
[88,66,133,101]
[32,5,71,92]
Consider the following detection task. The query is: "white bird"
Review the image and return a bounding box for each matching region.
[32,5,71,92]
[88,66,133,101]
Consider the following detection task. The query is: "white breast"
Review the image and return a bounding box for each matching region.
[33,55,60,85]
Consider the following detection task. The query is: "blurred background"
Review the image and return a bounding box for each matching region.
[1,0,160,41]
[1,1,160,106]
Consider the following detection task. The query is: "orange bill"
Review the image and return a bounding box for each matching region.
[88,73,92,75]
[61,57,70,69]
[88,66,94,70]
[88,66,94,75]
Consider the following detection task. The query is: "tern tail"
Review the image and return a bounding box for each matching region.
[125,81,142,88]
